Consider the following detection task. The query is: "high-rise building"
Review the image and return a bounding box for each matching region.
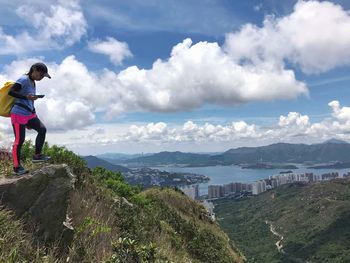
[252,180,267,195]
[223,183,233,195]
[208,185,224,199]
[321,172,339,180]
[235,182,242,192]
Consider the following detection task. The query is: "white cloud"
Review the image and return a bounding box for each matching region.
[88,37,132,65]
[4,1,350,118]
[83,102,350,147]
[225,1,350,74]
[112,102,350,147]
[109,38,307,113]
[279,112,310,129]
[306,101,350,138]
[0,57,96,131]
[38,99,95,130]
[122,120,260,143]
[1,36,309,126]
[0,41,308,130]
[328,100,350,122]
[2,100,350,153]
[254,4,263,12]
[0,29,39,55]
[0,1,87,54]
[126,122,170,141]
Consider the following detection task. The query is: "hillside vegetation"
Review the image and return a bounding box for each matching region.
[214,180,350,263]
[0,142,245,263]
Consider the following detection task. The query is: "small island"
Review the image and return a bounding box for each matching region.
[307,161,350,169]
[240,163,298,170]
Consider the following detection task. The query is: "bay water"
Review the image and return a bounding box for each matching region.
[151,165,350,196]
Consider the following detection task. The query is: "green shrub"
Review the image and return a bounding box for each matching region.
[105,237,157,263]
[0,147,12,176]
[77,216,112,237]
[91,167,141,199]
[187,228,233,263]
[21,141,88,183]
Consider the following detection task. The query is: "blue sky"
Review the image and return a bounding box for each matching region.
[1,0,350,154]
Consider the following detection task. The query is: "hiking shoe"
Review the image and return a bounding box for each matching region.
[13,166,29,175]
[32,154,51,163]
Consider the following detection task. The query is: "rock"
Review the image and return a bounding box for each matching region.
[0,164,76,247]
[121,196,133,207]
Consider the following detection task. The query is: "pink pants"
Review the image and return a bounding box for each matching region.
[11,113,37,167]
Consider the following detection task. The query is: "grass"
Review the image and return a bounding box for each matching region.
[0,147,12,177]
[142,187,246,263]
[0,141,246,262]
[0,207,57,263]
[215,180,350,262]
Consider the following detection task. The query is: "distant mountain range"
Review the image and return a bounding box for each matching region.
[99,140,350,167]
[115,151,213,166]
[82,155,130,172]
[219,141,350,164]
[322,138,348,144]
[96,153,152,160]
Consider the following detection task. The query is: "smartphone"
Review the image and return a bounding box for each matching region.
[36,95,45,98]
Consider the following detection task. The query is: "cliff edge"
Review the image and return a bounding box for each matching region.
[0,164,75,246]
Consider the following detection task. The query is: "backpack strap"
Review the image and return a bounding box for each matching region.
[14,103,36,114]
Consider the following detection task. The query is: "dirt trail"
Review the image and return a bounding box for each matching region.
[266,220,285,254]
[265,220,307,263]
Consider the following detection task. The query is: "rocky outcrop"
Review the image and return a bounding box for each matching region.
[0,164,75,246]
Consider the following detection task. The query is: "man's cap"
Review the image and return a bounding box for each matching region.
[32,62,51,79]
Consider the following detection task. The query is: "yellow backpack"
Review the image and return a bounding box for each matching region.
[0,81,15,117]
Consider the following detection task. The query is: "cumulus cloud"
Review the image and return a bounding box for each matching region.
[0,1,87,54]
[225,0,350,74]
[305,101,350,138]
[107,38,307,113]
[1,0,350,140]
[121,120,260,143]
[275,101,350,141]
[0,57,96,131]
[125,122,170,141]
[39,99,95,130]
[3,100,350,152]
[279,112,310,129]
[328,101,350,122]
[4,1,350,118]
[88,101,350,146]
[1,40,308,127]
[88,37,133,65]
[0,29,34,55]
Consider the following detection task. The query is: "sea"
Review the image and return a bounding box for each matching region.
[151,165,350,196]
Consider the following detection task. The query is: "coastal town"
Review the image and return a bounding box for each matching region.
[180,170,350,220]
[123,167,210,188]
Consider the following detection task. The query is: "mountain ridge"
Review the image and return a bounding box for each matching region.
[82,155,130,172]
[0,144,246,262]
[103,141,350,167]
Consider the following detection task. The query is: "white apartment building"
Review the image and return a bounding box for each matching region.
[252,180,267,195]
